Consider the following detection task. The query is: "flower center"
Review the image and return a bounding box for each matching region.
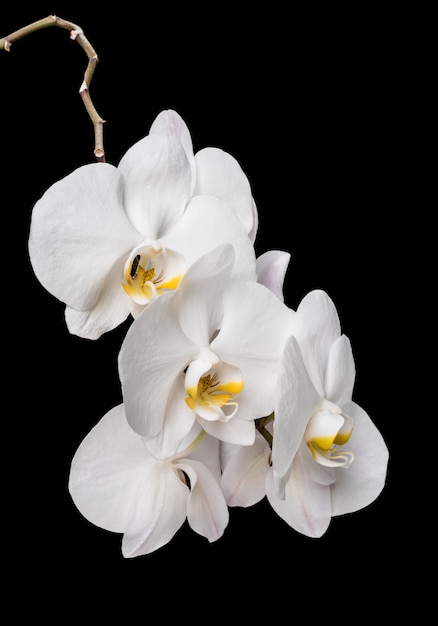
[199,372,218,393]
[184,355,244,422]
[121,241,186,305]
[176,468,191,488]
[305,399,355,468]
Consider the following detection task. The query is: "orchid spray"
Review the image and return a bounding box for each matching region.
[1,16,389,558]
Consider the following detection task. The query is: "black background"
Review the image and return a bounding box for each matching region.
[1,2,412,615]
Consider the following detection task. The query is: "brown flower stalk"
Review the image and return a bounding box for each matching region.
[0,15,106,161]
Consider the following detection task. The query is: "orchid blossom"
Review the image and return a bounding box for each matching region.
[28,109,259,339]
[221,289,388,538]
[69,403,229,557]
[118,244,296,454]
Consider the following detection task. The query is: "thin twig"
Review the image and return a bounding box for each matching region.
[1,15,106,161]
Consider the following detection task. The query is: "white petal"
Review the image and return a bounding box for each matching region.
[272,336,321,480]
[162,194,257,282]
[149,109,196,195]
[220,434,270,506]
[64,261,132,339]
[118,290,195,437]
[294,290,342,396]
[256,250,291,301]
[144,374,196,459]
[29,163,142,311]
[188,432,222,482]
[68,404,151,534]
[118,133,192,237]
[194,147,257,237]
[248,198,259,244]
[149,109,194,159]
[122,462,189,557]
[212,281,296,420]
[179,459,229,542]
[325,334,356,406]
[266,447,332,538]
[307,451,337,485]
[330,401,389,516]
[174,242,235,347]
[198,415,256,446]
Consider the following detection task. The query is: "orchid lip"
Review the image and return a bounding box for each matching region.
[121,240,186,305]
[305,399,355,468]
[184,357,244,423]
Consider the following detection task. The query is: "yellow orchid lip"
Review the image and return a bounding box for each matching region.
[184,358,244,423]
[305,403,354,468]
[121,242,186,305]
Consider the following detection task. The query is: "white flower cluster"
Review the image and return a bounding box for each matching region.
[29,110,388,557]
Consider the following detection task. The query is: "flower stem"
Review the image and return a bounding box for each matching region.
[0,15,105,162]
[172,429,207,461]
[255,413,274,448]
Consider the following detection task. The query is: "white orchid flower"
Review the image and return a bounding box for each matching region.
[118,243,296,454]
[28,109,258,339]
[220,289,388,538]
[269,289,389,537]
[68,403,229,558]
